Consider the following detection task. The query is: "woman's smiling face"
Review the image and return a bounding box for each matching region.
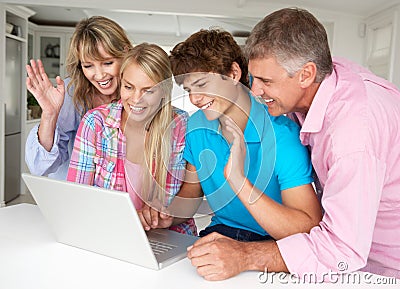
[120,62,163,125]
[80,44,122,99]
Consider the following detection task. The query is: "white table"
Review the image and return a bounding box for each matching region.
[0,204,397,289]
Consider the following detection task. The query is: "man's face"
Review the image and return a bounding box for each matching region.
[248,57,304,116]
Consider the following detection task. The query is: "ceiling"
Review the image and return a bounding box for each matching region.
[25,6,261,42]
[27,7,258,37]
[3,0,400,43]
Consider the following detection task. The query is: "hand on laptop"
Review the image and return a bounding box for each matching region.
[138,204,174,231]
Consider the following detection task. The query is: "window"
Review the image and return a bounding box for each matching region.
[365,10,396,80]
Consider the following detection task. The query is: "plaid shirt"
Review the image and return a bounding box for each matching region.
[67,101,197,235]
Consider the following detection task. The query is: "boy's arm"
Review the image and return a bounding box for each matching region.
[224,118,322,240]
[138,163,204,230]
[230,180,321,239]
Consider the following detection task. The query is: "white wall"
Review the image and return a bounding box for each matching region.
[330,16,366,64]
[130,17,365,67]
[0,0,369,65]
[295,8,366,65]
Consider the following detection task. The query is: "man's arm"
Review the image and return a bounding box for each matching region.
[277,152,387,278]
[187,232,288,281]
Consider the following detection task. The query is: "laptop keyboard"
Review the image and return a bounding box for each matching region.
[149,239,177,255]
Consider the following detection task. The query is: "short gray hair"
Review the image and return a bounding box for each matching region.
[245,7,333,82]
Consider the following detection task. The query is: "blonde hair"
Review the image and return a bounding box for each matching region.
[66,16,133,115]
[120,43,173,205]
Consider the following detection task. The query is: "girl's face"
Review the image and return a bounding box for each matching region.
[80,44,122,98]
[120,62,164,126]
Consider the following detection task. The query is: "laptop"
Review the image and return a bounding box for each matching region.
[21,173,199,270]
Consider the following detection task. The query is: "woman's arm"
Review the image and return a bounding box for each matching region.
[26,59,66,151]
[25,76,79,178]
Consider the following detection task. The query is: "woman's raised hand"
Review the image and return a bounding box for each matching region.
[26,59,65,118]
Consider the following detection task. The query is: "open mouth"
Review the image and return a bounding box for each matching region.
[130,105,145,112]
[200,100,214,110]
[98,79,112,88]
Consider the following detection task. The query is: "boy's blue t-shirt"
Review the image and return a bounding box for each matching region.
[183,94,313,236]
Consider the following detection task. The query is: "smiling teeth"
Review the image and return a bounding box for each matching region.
[201,101,213,110]
[265,99,274,103]
[98,79,111,86]
[130,105,144,112]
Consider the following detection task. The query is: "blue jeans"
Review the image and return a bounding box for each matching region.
[199,224,274,242]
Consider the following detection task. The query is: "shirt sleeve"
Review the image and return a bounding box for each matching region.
[165,110,188,205]
[274,123,313,190]
[25,123,62,176]
[182,120,195,166]
[66,112,97,186]
[25,83,80,178]
[277,151,385,278]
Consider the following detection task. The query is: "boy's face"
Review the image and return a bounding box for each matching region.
[182,72,240,121]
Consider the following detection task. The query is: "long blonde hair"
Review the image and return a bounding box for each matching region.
[120,43,173,205]
[66,16,133,115]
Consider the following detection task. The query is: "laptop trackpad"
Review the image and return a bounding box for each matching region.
[146,229,199,267]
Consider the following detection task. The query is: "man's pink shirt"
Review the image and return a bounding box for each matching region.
[278,57,400,279]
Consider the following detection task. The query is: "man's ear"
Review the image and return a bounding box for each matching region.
[229,62,242,83]
[299,62,317,88]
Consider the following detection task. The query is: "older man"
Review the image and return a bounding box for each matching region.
[187,7,400,281]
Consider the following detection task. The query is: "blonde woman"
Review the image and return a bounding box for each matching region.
[26,16,133,179]
[67,43,197,235]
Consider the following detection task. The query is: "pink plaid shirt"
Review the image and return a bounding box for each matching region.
[67,101,197,235]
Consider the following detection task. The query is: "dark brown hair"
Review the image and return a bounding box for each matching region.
[169,28,249,87]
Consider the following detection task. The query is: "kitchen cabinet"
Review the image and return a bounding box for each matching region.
[22,118,40,193]
[20,25,74,194]
[0,4,35,206]
[26,26,41,120]
[24,25,74,120]
[32,26,74,83]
